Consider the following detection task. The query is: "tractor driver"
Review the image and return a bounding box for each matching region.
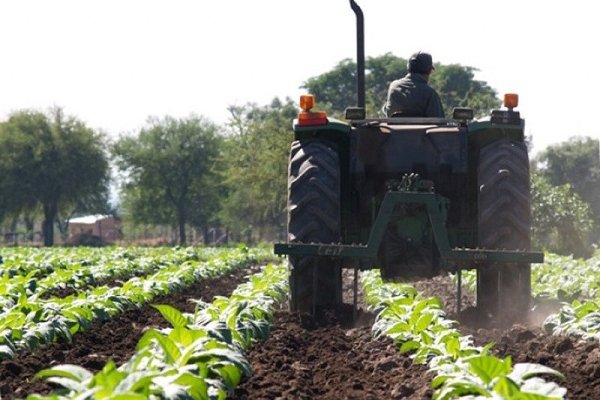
[383,51,445,118]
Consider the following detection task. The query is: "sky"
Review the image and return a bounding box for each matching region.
[1,0,599,156]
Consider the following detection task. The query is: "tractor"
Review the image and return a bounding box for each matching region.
[274,0,543,321]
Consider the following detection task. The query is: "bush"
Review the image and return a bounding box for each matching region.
[531,172,594,257]
[64,233,106,247]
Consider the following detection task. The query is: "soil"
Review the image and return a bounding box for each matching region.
[234,271,600,400]
[232,307,433,400]
[0,265,261,399]
[2,267,600,399]
[232,270,433,400]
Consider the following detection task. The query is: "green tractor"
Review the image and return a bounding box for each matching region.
[275,0,543,321]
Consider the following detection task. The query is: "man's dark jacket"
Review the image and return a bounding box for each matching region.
[383,73,445,118]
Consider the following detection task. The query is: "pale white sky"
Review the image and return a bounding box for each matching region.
[1,0,599,155]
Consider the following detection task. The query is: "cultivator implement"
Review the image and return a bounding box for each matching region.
[276,190,542,267]
[276,188,543,317]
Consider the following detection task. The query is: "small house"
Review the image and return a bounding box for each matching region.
[68,215,121,243]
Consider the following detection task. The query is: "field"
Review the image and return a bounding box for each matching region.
[1,246,599,399]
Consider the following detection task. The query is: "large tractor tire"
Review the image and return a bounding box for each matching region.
[287,140,342,313]
[477,139,531,320]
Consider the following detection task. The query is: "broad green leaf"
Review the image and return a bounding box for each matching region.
[415,312,434,333]
[510,363,566,382]
[443,335,460,358]
[190,348,251,377]
[412,298,434,315]
[518,386,567,400]
[114,371,155,393]
[152,377,192,399]
[174,372,209,399]
[91,362,127,392]
[493,376,520,397]
[384,321,410,335]
[168,326,206,348]
[153,304,189,328]
[45,376,88,392]
[137,329,181,364]
[419,330,433,346]
[434,377,491,400]
[36,364,94,383]
[216,363,244,388]
[431,374,450,389]
[467,355,511,385]
[399,340,420,354]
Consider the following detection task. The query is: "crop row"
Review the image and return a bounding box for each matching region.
[26,262,288,399]
[0,246,271,360]
[362,270,567,399]
[0,247,232,310]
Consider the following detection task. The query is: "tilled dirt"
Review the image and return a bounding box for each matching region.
[232,308,433,400]
[232,270,434,400]
[0,265,260,399]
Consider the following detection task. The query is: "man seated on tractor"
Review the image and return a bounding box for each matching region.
[383,51,445,118]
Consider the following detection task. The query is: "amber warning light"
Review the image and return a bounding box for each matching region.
[504,93,519,110]
[300,95,315,111]
[297,95,328,126]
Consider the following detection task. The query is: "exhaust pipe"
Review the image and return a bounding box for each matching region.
[349,0,365,110]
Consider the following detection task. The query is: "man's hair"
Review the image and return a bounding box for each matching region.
[408,51,434,74]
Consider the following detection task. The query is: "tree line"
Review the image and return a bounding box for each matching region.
[0,54,598,255]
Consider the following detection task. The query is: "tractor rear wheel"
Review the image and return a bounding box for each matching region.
[287,140,342,313]
[477,139,531,320]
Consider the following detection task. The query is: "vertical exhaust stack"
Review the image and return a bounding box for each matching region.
[349,0,365,110]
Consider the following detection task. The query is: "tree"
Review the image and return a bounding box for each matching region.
[112,115,222,245]
[530,171,594,257]
[430,64,501,117]
[219,98,297,241]
[0,108,110,246]
[534,136,600,241]
[302,53,501,118]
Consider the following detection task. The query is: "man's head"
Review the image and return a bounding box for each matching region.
[407,51,434,74]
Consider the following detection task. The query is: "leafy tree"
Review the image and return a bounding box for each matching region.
[302,58,356,115]
[0,108,110,246]
[219,98,297,241]
[530,171,594,257]
[430,64,501,117]
[534,136,600,242]
[302,53,501,118]
[112,115,221,245]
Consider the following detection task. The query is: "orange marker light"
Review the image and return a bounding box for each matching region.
[297,110,328,126]
[300,95,315,111]
[504,93,519,109]
[297,94,328,126]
